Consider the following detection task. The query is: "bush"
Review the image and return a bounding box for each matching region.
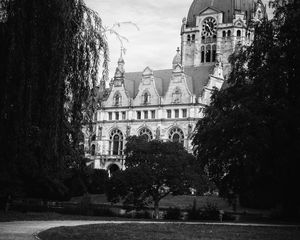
[165,207,181,220]
[187,201,220,221]
[87,169,108,194]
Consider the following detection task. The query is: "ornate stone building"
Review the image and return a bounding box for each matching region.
[84,0,267,175]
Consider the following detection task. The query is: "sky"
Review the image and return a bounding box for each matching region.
[85,0,273,79]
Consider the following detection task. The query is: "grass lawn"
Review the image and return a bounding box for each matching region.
[38,223,300,240]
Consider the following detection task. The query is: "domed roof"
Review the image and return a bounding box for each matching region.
[186,0,255,27]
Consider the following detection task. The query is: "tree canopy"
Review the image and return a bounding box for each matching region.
[106,136,208,218]
[0,0,107,201]
[192,0,300,211]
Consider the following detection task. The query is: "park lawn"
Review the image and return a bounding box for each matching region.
[38,223,300,240]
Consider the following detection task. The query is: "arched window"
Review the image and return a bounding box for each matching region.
[91,144,96,156]
[142,91,150,105]
[206,44,211,63]
[237,30,241,38]
[168,127,184,144]
[201,46,205,63]
[139,128,153,141]
[213,35,217,42]
[114,92,121,106]
[109,129,123,155]
[187,34,191,42]
[222,31,226,38]
[212,45,216,62]
[227,30,231,38]
[172,87,182,103]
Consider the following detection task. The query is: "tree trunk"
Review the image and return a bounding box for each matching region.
[153,200,159,219]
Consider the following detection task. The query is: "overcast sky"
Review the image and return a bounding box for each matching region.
[85,0,273,79]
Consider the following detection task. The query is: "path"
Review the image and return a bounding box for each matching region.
[0,220,299,240]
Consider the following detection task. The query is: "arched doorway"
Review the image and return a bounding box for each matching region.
[107,164,120,177]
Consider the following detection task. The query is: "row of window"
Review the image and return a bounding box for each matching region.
[90,127,185,156]
[107,109,188,121]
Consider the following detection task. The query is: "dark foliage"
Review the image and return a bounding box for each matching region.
[0,0,107,202]
[165,207,182,220]
[192,0,300,212]
[106,135,208,218]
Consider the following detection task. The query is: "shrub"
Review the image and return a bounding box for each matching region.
[165,207,181,220]
[200,202,219,220]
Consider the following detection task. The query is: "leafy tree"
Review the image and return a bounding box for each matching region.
[106,136,208,218]
[192,0,300,212]
[0,0,107,203]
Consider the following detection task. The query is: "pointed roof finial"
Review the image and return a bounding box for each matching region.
[172,47,182,67]
[118,47,125,64]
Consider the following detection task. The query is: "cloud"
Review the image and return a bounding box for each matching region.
[85,0,193,77]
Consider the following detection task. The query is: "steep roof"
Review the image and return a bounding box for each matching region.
[124,66,213,98]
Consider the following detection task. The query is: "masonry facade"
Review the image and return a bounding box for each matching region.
[84,0,266,175]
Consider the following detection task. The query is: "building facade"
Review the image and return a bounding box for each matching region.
[84,0,266,175]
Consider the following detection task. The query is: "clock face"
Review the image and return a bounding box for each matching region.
[202,17,217,36]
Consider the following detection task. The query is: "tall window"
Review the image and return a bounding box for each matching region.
[206,44,211,62]
[201,46,205,63]
[175,109,179,118]
[115,112,119,120]
[237,30,241,38]
[109,129,123,155]
[122,111,126,120]
[139,128,153,141]
[167,110,171,118]
[144,111,148,119]
[168,127,184,144]
[182,109,187,118]
[212,45,216,62]
[114,92,121,106]
[108,112,112,120]
[151,110,155,119]
[222,31,226,38]
[187,34,191,42]
[91,144,96,156]
[192,34,195,42]
[227,30,231,38]
[137,111,141,119]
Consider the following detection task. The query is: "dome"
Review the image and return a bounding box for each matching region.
[186,0,255,27]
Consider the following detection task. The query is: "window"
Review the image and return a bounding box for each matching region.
[167,110,171,118]
[237,30,241,38]
[206,44,211,63]
[175,109,179,118]
[109,129,123,155]
[91,134,96,141]
[201,46,205,63]
[212,45,216,62]
[137,111,141,119]
[222,31,226,38]
[187,34,191,42]
[168,127,184,144]
[91,144,96,156]
[192,34,195,42]
[108,112,112,120]
[122,111,126,120]
[144,111,148,119]
[139,128,153,141]
[201,36,205,44]
[182,109,187,118]
[227,30,231,38]
[114,92,121,106]
[151,110,155,119]
[115,112,119,120]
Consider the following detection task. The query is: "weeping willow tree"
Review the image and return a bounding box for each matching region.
[0,0,108,201]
